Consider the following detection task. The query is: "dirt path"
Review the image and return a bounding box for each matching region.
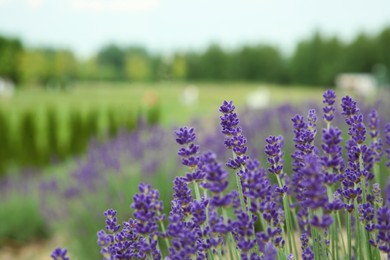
[0,235,65,260]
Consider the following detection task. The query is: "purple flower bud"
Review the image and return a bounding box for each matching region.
[175,127,196,145]
[104,209,121,233]
[375,206,390,254]
[219,100,249,169]
[358,202,375,223]
[51,248,69,260]
[368,109,380,139]
[341,96,359,118]
[302,246,314,260]
[385,123,390,168]
[310,214,333,228]
[323,89,336,123]
[321,126,344,184]
[265,135,285,176]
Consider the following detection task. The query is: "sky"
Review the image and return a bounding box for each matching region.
[0,0,389,58]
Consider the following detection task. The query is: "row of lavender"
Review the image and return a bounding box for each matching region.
[52,90,390,260]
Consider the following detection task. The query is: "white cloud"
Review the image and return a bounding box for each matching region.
[70,0,159,13]
[26,0,45,8]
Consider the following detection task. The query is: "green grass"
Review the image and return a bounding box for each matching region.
[1,82,326,125]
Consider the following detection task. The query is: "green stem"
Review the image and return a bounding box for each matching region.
[354,200,362,260]
[158,220,170,250]
[346,212,352,260]
[276,175,298,257]
[223,209,240,260]
[235,168,246,212]
[332,218,338,260]
[336,211,347,257]
[194,182,201,200]
[309,211,320,260]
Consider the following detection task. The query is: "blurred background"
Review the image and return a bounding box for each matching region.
[0,0,389,259]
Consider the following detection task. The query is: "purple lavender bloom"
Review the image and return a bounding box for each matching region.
[190,199,208,226]
[321,126,344,183]
[375,206,390,254]
[307,109,318,137]
[175,127,196,145]
[256,227,284,252]
[341,96,366,144]
[104,209,121,233]
[199,151,229,194]
[323,89,337,123]
[233,210,257,256]
[219,100,249,169]
[175,127,201,168]
[172,177,193,215]
[300,232,309,251]
[131,183,164,235]
[358,202,375,231]
[326,191,345,211]
[298,154,329,210]
[291,114,316,175]
[239,160,274,214]
[167,210,199,259]
[361,144,375,180]
[265,135,284,176]
[302,246,314,260]
[263,242,277,260]
[341,96,359,119]
[368,109,380,139]
[51,248,70,260]
[341,145,364,201]
[385,123,390,167]
[372,183,384,206]
[175,127,206,185]
[310,214,333,229]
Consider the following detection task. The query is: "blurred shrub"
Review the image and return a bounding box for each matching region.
[0,105,159,176]
[0,194,49,246]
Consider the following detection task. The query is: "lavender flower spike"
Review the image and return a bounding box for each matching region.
[219,100,249,169]
[323,89,337,124]
[385,123,390,167]
[51,248,70,260]
[265,135,285,176]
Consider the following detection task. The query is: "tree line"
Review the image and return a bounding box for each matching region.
[0,27,389,87]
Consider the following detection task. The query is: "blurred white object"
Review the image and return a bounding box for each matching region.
[0,78,14,98]
[246,88,270,109]
[336,73,377,97]
[181,85,199,106]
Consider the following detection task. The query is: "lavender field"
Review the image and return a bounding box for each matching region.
[1,86,390,260]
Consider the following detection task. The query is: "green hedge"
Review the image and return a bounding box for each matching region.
[0,105,159,175]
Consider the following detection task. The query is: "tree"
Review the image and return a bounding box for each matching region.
[124,47,151,82]
[97,44,126,80]
[200,44,229,80]
[0,35,23,83]
[171,53,187,81]
[342,32,378,73]
[234,44,286,82]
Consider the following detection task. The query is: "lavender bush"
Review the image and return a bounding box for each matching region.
[51,89,390,260]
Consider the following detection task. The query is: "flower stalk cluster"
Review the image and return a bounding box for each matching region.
[52,90,390,260]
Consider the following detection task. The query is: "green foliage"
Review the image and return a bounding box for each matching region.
[0,35,23,83]
[0,194,49,246]
[0,104,145,175]
[3,27,390,87]
[146,104,161,125]
[0,109,9,172]
[20,111,38,165]
[234,44,287,82]
[19,48,76,87]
